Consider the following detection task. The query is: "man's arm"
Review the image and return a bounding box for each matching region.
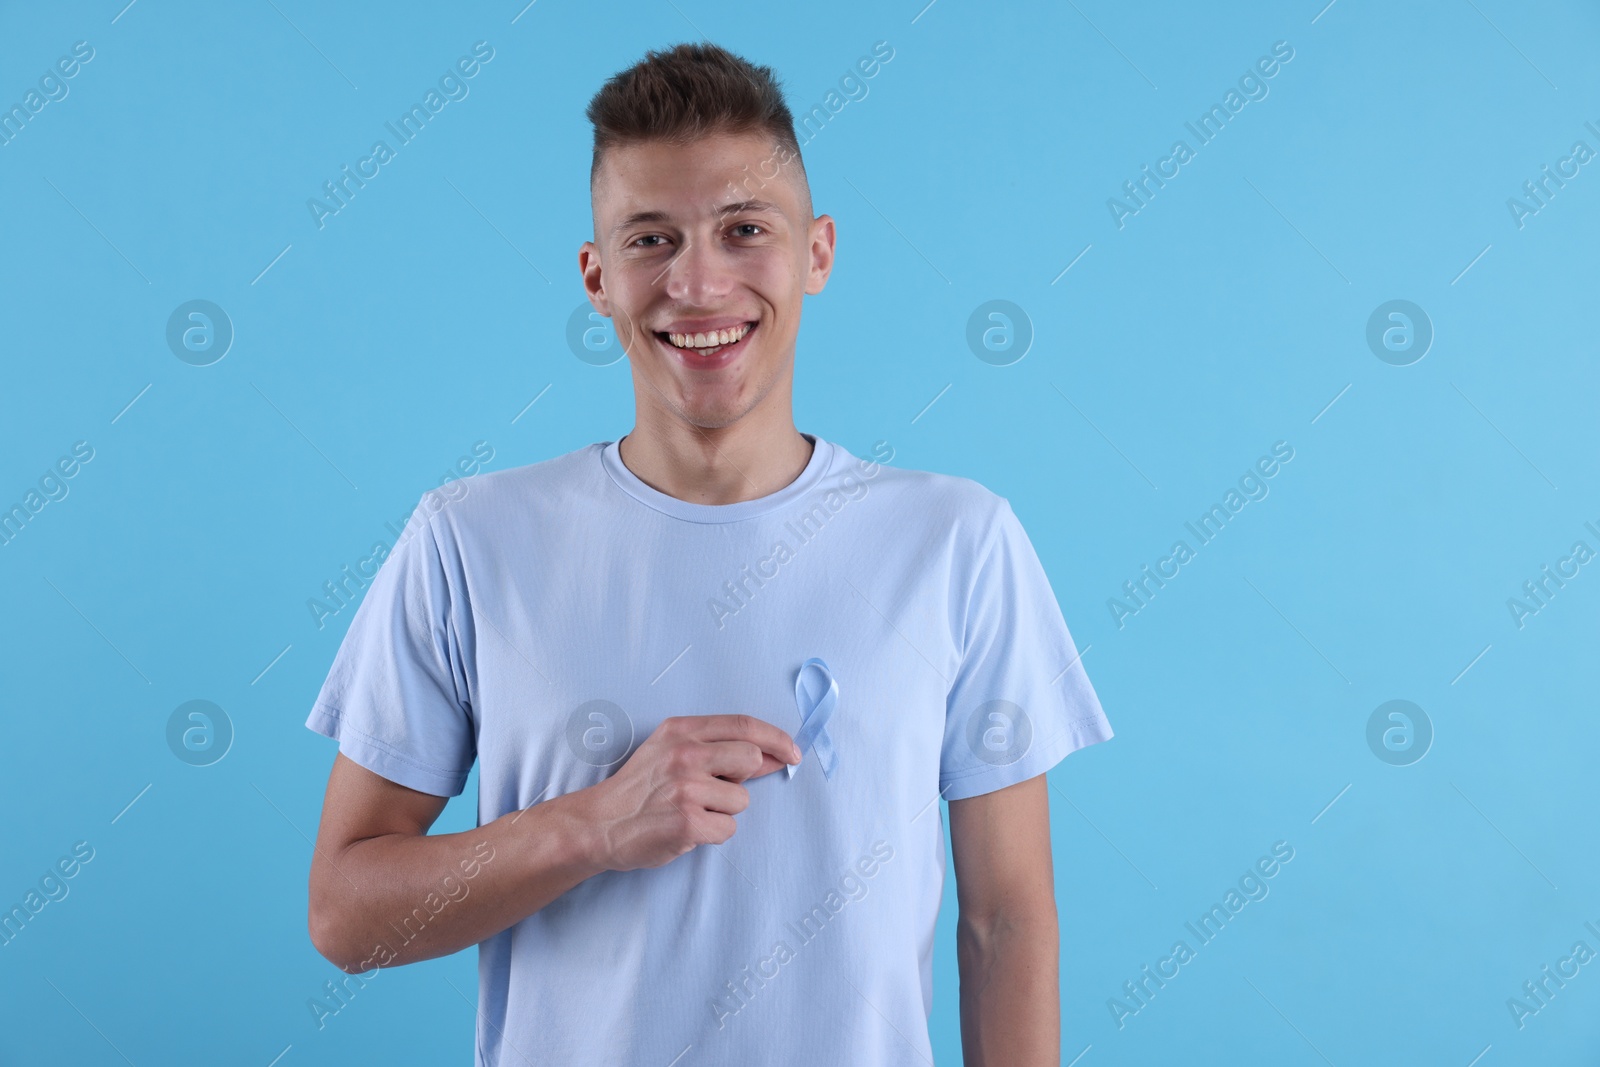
[307,715,801,972]
[307,753,603,971]
[948,773,1061,1067]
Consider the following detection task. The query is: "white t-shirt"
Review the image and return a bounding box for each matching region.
[306,433,1114,1066]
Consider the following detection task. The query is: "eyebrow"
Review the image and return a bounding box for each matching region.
[610,199,784,237]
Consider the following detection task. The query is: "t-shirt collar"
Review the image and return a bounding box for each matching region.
[600,432,835,524]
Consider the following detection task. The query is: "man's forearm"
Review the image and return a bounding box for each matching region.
[309,788,605,972]
[957,908,1061,1066]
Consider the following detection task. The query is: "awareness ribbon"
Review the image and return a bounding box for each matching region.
[787,657,839,780]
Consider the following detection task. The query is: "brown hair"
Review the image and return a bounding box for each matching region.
[585,42,808,207]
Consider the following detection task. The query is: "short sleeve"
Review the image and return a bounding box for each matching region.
[939,498,1113,801]
[304,496,477,796]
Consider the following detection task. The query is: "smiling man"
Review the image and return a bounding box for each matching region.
[304,42,1113,1067]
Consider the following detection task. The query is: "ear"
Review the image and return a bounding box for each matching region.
[578,241,610,315]
[804,214,836,296]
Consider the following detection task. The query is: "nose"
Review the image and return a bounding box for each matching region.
[661,229,736,307]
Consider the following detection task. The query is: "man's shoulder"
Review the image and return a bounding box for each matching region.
[841,447,1013,544]
[863,459,1004,510]
[470,442,605,495]
[413,441,608,531]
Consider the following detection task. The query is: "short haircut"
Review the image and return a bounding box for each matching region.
[585,42,810,214]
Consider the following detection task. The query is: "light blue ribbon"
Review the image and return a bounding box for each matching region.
[787,657,839,780]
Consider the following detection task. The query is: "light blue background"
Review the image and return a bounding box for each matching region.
[2,0,1596,1063]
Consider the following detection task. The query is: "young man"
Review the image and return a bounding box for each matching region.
[305,42,1113,1066]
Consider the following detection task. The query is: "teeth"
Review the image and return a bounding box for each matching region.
[667,323,750,350]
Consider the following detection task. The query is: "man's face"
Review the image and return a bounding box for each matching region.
[579,130,835,432]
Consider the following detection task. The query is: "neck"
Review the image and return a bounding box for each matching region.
[616,417,813,507]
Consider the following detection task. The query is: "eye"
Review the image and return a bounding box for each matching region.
[631,234,668,248]
[731,223,765,238]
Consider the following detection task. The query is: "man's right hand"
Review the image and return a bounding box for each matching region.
[577,714,801,873]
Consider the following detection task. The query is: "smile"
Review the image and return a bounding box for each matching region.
[654,321,756,367]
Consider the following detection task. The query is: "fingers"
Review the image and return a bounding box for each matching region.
[601,715,797,869]
[698,738,794,783]
[689,778,754,817]
[666,714,800,769]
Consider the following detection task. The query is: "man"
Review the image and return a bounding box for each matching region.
[305,41,1113,1066]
